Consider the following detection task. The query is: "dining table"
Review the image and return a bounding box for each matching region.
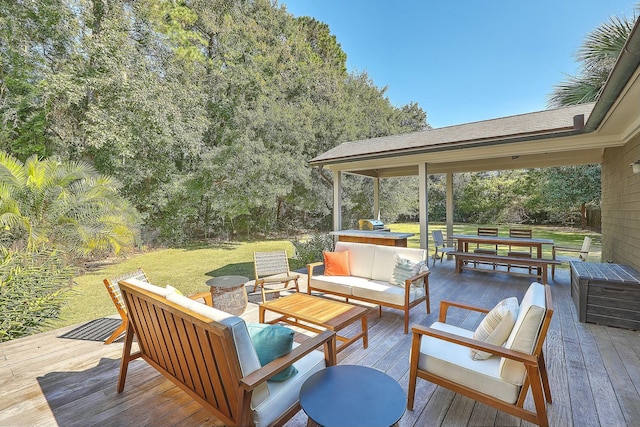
[451,234,554,258]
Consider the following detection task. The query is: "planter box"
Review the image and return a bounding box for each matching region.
[571,262,640,330]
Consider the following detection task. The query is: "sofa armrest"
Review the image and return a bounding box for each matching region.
[239,330,336,391]
[410,324,537,365]
[306,262,325,293]
[439,300,491,322]
[405,269,430,288]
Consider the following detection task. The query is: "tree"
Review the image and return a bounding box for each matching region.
[548,10,638,107]
[539,165,601,228]
[0,151,140,261]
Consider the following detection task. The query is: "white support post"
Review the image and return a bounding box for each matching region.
[446,171,454,239]
[333,170,342,231]
[419,163,429,250]
[373,177,380,220]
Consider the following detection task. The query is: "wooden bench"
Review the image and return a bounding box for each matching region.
[450,251,561,284]
[117,279,336,427]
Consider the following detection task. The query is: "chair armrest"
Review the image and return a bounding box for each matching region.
[240,330,336,391]
[307,261,324,271]
[439,300,491,322]
[411,324,537,365]
[187,291,212,306]
[553,246,583,252]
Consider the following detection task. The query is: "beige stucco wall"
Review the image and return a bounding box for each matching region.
[601,134,640,270]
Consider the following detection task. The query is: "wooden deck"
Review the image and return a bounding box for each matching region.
[1,262,639,426]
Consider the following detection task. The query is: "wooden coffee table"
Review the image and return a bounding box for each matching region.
[258,293,369,354]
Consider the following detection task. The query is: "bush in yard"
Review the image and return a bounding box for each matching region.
[290,233,334,268]
[0,248,75,342]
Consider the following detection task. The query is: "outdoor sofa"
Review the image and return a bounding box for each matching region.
[307,241,430,333]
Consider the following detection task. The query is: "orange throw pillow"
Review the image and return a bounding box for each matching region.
[323,251,351,276]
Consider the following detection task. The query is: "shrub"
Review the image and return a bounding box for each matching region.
[0,248,75,342]
[290,233,334,268]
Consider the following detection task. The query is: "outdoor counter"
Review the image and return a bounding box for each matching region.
[330,230,414,247]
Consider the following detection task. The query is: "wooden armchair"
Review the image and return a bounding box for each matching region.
[253,250,300,302]
[102,269,149,344]
[118,278,336,427]
[551,236,592,279]
[103,269,212,344]
[407,282,554,426]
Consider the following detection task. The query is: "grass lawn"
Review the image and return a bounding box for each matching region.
[51,223,601,332]
[52,239,300,330]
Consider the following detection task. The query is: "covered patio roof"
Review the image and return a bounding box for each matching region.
[310,17,640,177]
[309,17,640,249]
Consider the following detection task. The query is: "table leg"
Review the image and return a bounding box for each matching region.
[259,306,265,323]
[361,316,369,349]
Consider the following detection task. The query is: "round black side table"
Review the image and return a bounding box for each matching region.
[299,365,406,427]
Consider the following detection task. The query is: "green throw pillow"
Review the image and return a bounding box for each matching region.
[392,257,427,287]
[246,323,298,382]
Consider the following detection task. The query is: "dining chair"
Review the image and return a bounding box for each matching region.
[432,230,457,266]
[551,236,592,279]
[507,228,533,272]
[474,227,499,269]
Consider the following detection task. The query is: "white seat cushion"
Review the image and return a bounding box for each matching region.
[309,274,363,296]
[351,279,425,306]
[417,322,520,404]
[252,343,327,427]
[499,282,547,385]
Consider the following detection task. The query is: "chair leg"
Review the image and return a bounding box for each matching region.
[117,322,138,393]
[538,351,552,403]
[104,320,127,345]
[407,332,421,410]
[527,364,550,427]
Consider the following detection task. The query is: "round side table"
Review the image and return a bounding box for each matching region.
[206,275,249,315]
[299,365,406,427]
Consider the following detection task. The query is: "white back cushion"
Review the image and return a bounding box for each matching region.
[499,282,547,385]
[121,278,172,297]
[335,242,376,278]
[371,246,426,282]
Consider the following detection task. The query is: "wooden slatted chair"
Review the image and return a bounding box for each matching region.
[407,282,554,426]
[253,251,300,302]
[432,230,457,266]
[507,228,533,273]
[102,268,148,344]
[551,236,592,279]
[117,278,336,427]
[474,227,499,269]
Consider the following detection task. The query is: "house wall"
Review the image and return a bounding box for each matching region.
[601,134,640,270]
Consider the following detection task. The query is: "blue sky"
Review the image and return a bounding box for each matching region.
[280,1,637,128]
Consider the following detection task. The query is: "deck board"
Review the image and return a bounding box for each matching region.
[1,262,639,426]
